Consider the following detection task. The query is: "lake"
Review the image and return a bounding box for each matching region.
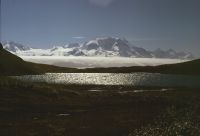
[12,73,200,88]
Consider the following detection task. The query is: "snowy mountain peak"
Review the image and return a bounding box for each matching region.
[84,37,130,51]
[2,41,30,52]
[2,38,194,59]
[152,48,194,59]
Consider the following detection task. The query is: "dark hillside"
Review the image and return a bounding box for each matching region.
[155,59,200,75]
[0,43,37,75]
[78,59,200,75]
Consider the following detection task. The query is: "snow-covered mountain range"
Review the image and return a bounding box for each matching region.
[2,37,194,59]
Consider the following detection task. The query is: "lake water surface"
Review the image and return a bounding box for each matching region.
[12,73,200,88]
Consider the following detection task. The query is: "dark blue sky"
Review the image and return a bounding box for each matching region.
[1,0,200,55]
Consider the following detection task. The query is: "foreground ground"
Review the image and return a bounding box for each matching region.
[0,78,200,136]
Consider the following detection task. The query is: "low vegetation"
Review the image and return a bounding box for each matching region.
[0,76,200,136]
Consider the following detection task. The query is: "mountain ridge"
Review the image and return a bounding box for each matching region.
[2,37,194,59]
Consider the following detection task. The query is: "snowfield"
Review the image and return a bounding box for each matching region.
[21,56,187,68]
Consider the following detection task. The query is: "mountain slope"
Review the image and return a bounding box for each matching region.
[0,43,37,75]
[155,59,200,74]
[2,38,194,59]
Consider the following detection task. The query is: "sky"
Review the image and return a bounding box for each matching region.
[1,0,200,55]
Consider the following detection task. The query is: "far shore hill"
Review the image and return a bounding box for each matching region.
[0,43,200,76]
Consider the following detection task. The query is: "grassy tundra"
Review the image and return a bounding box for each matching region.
[0,77,200,136]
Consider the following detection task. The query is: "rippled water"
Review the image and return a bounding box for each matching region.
[12,73,200,88]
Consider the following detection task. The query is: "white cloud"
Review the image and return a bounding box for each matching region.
[72,36,86,39]
[21,56,185,68]
[89,0,116,7]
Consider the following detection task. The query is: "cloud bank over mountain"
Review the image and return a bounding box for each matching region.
[21,56,186,68]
